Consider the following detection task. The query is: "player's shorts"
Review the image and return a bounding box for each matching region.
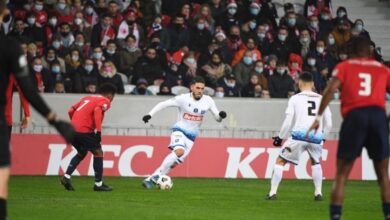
[338,106,390,161]
[72,132,101,153]
[0,107,10,167]
[279,138,323,165]
[168,131,194,163]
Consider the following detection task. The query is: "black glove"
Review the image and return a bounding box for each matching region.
[142,114,152,123]
[219,111,227,119]
[272,136,283,147]
[95,131,101,143]
[49,119,75,143]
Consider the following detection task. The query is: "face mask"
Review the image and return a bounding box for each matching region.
[103,66,112,73]
[255,67,263,74]
[71,55,79,61]
[74,18,83,25]
[308,58,316,66]
[84,64,93,72]
[321,14,329,20]
[278,34,287,42]
[277,69,285,75]
[51,66,60,73]
[300,37,310,44]
[316,47,324,54]
[107,49,115,55]
[249,21,256,30]
[328,38,335,45]
[27,17,36,25]
[337,11,346,18]
[93,52,102,59]
[33,65,43,72]
[257,32,266,39]
[57,2,66,10]
[287,18,296,26]
[49,18,57,26]
[339,54,347,60]
[126,46,137,52]
[215,91,224,98]
[228,8,237,15]
[186,58,196,64]
[52,41,61,49]
[310,21,319,29]
[85,7,93,15]
[35,4,43,11]
[75,41,84,47]
[264,25,269,32]
[47,56,55,61]
[197,23,205,30]
[356,24,363,32]
[243,56,253,65]
[250,8,260,16]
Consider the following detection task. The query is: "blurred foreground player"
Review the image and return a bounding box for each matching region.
[267,72,332,201]
[142,76,227,188]
[61,83,116,191]
[0,1,74,219]
[307,36,390,220]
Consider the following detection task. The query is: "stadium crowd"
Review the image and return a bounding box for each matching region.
[1,0,385,98]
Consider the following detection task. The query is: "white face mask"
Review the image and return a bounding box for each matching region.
[33,64,43,72]
[328,38,335,45]
[35,4,43,11]
[86,7,94,15]
[186,58,196,64]
[316,47,324,54]
[228,8,237,15]
[49,18,57,26]
[278,34,287,42]
[27,17,36,25]
[74,18,83,25]
[72,55,79,61]
[215,91,224,98]
[57,2,66,10]
[308,58,316,66]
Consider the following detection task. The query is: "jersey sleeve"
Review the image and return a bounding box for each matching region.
[148,95,181,116]
[208,96,222,122]
[332,62,345,84]
[278,97,295,138]
[97,99,111,112]
[385,66,390,88]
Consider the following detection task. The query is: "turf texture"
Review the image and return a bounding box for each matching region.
[8,176,382,220]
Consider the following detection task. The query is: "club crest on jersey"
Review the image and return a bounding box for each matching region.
[200,110,206,114]
[193,108,198,113]
[183,113,203,121]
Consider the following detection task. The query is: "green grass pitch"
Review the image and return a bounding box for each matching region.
[8,176,382,220]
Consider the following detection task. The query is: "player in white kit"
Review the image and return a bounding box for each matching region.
[141,76,227,188]
[266,72,332,201]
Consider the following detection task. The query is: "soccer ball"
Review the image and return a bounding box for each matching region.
[156,175,173,190]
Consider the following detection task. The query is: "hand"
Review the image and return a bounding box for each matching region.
[95,131,101,143]
[48,113,75,143]
[142,114,151,123]
[219,111,227,119]
[20,116,30,129]
[306,119,320,138]
[272,136,283,147]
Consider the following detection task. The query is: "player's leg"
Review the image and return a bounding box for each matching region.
[373,159,390,220]
[267,156,287,199]
[91,148,111,191]
[0,111,10,220]
[308,143,323,200]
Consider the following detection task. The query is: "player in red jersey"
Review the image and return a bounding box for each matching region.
[5,75,30,139]
[308,36,390,220]
[61,83,116,191]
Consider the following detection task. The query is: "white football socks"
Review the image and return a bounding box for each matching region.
[64,174,71,179]
[95,181,102,187]
[312,164,323,195]
[152,152,179,176]
[269,164,284,195]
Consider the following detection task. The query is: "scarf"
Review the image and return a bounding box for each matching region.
[117,21,140,46]
[100,25,116,47]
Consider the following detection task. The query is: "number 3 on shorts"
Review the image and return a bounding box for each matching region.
[358,73,371,96]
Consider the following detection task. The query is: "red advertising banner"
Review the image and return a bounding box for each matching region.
[10,134,364,180]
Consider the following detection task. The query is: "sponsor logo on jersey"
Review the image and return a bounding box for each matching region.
[201,110,206,114]
[194,108,198,113]
[183,113,203,121]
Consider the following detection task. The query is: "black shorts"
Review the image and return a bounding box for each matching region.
[0,106,10,167]
[338,106,390,161]
[72,132,101,153]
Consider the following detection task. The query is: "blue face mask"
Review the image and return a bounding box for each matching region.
[197,23,205,30]
[334,92,340,100]
[93,52,102,59]
[278,34,287,42]
[249,21,257,30]
[84,65,93,72]
[287,18,296,26]
[51,66,60,73]
[250,8,260,16]
[243,56,253,65]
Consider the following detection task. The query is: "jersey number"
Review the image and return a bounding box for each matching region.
[307,101,316,116]
[76,100,90,111]
[358,73,372,96]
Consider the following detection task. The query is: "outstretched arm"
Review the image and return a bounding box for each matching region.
[209,98,226,122]
[143,97,180,123]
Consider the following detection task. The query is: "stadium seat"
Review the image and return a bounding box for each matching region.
[117,72,129,84]
[124,84,136,94]
[204,86,215,96]
[171,86,189,95]
[147,85,160,95]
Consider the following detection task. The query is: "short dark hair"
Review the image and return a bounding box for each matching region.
[98,83,117,95]
[190,76,205,85]
[299,72,314,82]
[349,36,371,57]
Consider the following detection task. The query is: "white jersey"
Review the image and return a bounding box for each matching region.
[278,90,332,144]
[148,93,222,141]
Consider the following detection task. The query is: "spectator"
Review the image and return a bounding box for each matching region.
[234,50,255,88]
[104,40,120,70]
[241,74,263,98]
[280,11,300,43]
[198,38,221,67]
[131,78,153,95]
[147,15,170,49]
[193,4,215,33]
[91,46,105,70]
[27,42,39,61]
[264,54,278,77]
[95,0,108,16]
[84,1,99,27]
[201,51,232,87]
[132,47,164,85]
[167,14,190,53]
[70,0,83,16]
[80,58,99,93]
[255,24,272,56]
[54,81,66,93]
[239,19,256,42]
[312,64,329,94]
[44,15,60,45]
[157,83,173,96]
[49,60,66,86]
[209,0,225,20]
[226,25,243,56]
[189,17,213,53]
[214,31,234,64]
[307,13,320,42]
[71,11,92,44]
[231,37,262,67]
[330,18,351,51]
[85,82,97,94]
[31,0,48,26]
[270,27,295,63]
[107,1,123,28]
[297,29,315,60]
[149,35,169,71]
[304,0,332,18]
[326,33,338,60]
[29,56,53,93]
[252,60,268,91]
[58,23,75,52]
[54,0,72,24]
[214,85,225,98]
[64,48,82,73]
[98,61,124,94]
[288,53,303,83]
[315,39,337,73]
[216,0,240,33]
[318,7,333,40]
[8,18,31,43]
[303,52,318,72]
[281,3,306,28]
[174,52,198,87]
[268,60,295,98]
[70,32,90,58]
[354,19,371,40]
[117,34,142,77]
[179,3,192,23]
[25,12,45,47]
[42,47,66,74]
[332,6,353,28]
[117,9,145,48]
[91,13,116,48]
[220,73,240,97]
